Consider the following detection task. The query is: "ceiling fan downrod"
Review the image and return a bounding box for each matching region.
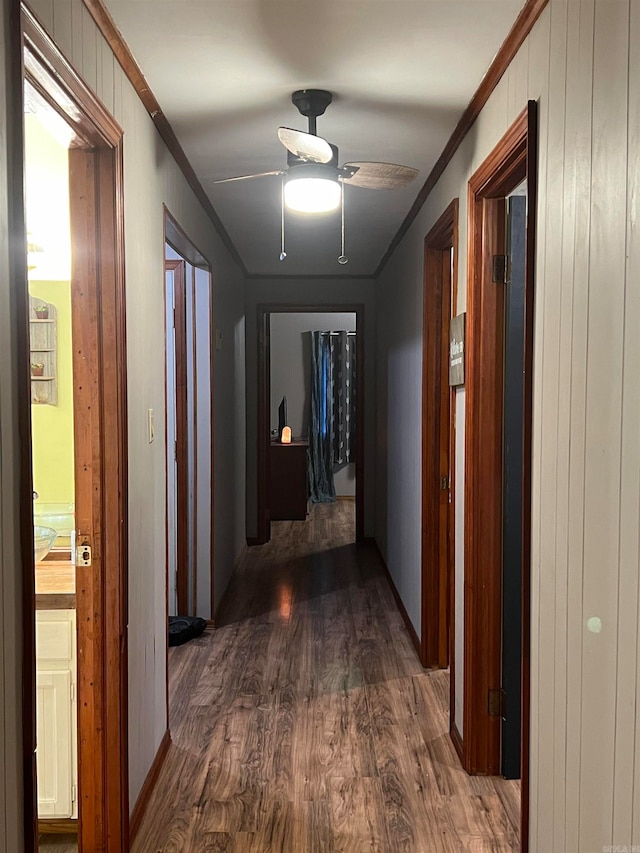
[291,89,333,137]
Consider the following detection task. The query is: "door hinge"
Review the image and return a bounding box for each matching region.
[492,254,509,284]
[488,688,506,718]
[70,683,75,703]
[440,475,450,491]
[174,439,178,462]
[71,784,77,803]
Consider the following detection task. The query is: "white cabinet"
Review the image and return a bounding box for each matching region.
[36,610,78,819]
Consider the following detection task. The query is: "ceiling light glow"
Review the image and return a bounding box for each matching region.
[284,177,341,214]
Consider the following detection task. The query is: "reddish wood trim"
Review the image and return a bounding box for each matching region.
[368,539,422,662]
[421,200,458,669]
[450,719,464,766]
[448,235,459,754]
[129,730,172,843]
[256,304,366,545]
[520,99,538,853]
[81,0,247,275]
[463,108,528,777]
[163,207,216,619]
[97,139,130,851]
[169,260,189,616]
[375,0,548,275]
[22,6,121,146]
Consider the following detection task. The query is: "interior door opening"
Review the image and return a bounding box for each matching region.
[501,183,528,780]
[163,211,214,739]
[22,8,129,852]
[421,200,459,740]
[257,305,365,546]
[269,312,357,538]
[164,231,213,622]
[463,102,537,852]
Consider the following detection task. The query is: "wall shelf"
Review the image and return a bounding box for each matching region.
[30,297,58,405]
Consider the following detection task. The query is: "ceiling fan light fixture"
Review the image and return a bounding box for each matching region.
[284,173,341,214]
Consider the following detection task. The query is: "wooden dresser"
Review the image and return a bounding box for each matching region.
[269,439,309,520]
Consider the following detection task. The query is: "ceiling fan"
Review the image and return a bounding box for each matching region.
[214,89,418,262]
[214,89,418,212]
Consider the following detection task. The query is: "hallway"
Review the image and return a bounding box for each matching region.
[133,503,520,852]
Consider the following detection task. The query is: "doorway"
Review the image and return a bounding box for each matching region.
[163,211,214,625]
[463,102,537,850]
[21,7,129,852]
[421,199,460,750]
[257,304,365,545]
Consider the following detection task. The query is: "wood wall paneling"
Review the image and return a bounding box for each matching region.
[629,0,640,843]
[579,2,629,848]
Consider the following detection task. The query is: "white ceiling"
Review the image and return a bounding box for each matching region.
[103,0,525,277]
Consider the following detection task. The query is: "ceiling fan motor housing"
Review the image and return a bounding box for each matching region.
[291,89,333,119]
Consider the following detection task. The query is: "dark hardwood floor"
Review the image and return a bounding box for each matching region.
[133,502,520,852]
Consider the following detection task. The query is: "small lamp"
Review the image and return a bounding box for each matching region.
[281,426,292,444]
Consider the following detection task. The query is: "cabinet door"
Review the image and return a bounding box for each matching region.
[36,669,74,817]
[36,610,77,819]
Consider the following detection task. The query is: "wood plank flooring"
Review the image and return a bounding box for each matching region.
[133,503,520,852]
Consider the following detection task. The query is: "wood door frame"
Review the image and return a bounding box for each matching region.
[421,199,459,674]
[463,102,537,849]
[21,7,129,851]
[163,209,215,620]
[165,259,189,617]
[257,304,365,544]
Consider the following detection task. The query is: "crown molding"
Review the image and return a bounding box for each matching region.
[82,0,248,276]
[374,0,548,277]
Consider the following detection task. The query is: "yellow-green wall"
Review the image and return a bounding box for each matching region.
[30,280,74,505]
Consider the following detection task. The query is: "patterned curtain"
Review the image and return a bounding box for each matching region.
[330,331,356,465]
[307,330,356,503]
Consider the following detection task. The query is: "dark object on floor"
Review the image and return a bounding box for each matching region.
[168,615,207,646]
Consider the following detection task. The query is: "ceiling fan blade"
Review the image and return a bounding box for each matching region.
[277,127,333,164]
[341,162,418,190]
[213,170,284,185]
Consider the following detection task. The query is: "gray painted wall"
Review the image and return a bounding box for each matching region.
[245,278,375,538]
[21,0,247,812]
[270,311,357,497]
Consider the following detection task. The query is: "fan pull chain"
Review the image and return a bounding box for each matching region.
[279,177,287,261]
[338,182,348,265]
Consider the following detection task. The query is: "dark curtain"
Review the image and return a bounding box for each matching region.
[308,330,356,503]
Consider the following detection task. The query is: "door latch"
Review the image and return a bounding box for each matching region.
[440,476,450,491]
[76,543,92,567]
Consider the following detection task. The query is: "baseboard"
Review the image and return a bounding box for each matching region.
[38,818,78,836]
[129,728,171,843]
[450,719,464,766]
[366,537,423,664]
